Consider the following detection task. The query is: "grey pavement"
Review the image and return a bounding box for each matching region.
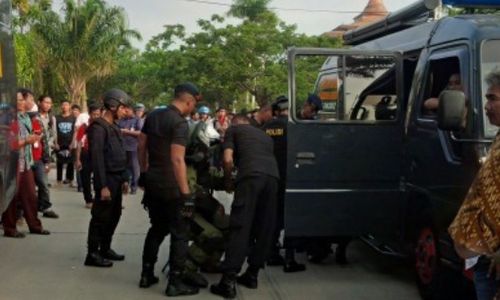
[1,173,421,300]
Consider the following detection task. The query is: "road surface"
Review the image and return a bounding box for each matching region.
[0,174,421,300]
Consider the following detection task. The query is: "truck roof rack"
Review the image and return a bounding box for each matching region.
[344,0,440,46]
[443,0,500,8]
[344,0,500,46]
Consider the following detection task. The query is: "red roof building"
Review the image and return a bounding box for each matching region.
[325,0,389,39]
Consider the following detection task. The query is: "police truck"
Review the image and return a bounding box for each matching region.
[286,0,500,298]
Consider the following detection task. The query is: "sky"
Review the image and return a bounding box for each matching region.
[53,0,417,49]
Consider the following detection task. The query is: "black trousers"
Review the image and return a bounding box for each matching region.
[56,158,74,182]
[222,175,278,274]
[87,173,123,253]
[271,179,285,248]
[80,151,93,203]
[141,184,189,273]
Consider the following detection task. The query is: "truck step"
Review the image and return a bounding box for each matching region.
[361,235,407,258]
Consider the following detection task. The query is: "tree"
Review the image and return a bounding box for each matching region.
[12,0,55,93]
[30,0,140,108]
[133,8,341,109]
[228,0,271,21]
[79,0,342,110]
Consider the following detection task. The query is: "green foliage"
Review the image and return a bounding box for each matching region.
[447,7,500,16]
[122,8,342,110]
[31,0,140,107]
[228,0,271,21]
[13,0,341,112]
[12,0,139,108]
[14,33,35,87]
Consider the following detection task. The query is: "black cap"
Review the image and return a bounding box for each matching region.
[174,82,200,98]
[103,88,131,108]
[87,100,102,112]
[307,94,323,111]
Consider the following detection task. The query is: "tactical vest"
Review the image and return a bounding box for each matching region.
[90,118,127,173]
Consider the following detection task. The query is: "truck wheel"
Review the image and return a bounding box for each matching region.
[415,227,441,299]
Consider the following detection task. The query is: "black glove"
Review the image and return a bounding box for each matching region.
[138,172,147,189]
[181,193,196,218]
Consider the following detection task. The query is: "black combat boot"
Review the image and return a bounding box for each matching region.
[100,248,125,261]
[183,270,209,288]
[267,247,284,266]
[283,259,306,272]
[84,252,113,267]
[237,266,259,289]
[335,244,348,265]
[283,249,306,273]
[139,263,159,288]
[210,273,237,299]
[165,271,199,297]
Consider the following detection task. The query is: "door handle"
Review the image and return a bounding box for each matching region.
[296,152,315,166]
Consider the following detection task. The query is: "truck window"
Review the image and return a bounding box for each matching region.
[420,57,462,118]
[294,54,398,123]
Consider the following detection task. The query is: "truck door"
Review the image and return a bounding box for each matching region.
[285,48,404,238]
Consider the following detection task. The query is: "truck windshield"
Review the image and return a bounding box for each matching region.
[481,40,500,138]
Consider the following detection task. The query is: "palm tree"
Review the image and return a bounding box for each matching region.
[12,0,30,14]
[32,0,140,108]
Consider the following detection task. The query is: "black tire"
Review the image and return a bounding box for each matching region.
[414,226,474,300]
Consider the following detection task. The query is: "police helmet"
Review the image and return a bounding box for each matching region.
[134,103,145,111]
[198,106,210,115]
[273,95,289,112]
[103,88,131,110]
[306,94,323,111]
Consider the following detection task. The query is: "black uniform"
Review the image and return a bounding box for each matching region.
[262,116,287,248]
[249,116,261,128]
[221,124,279,273]
[141,105,190,273]
[87,118,127,254]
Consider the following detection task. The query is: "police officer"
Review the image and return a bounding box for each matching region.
[84,88,130,268]
[249,104,273,128]
[263,95,306,273]
[137,83,200,297]
[300,94,322,120]
[210,114,279,299]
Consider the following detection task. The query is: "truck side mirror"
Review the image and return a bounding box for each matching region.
[437,90,466,131]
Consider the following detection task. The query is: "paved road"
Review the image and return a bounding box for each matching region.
[0,174,421,300]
